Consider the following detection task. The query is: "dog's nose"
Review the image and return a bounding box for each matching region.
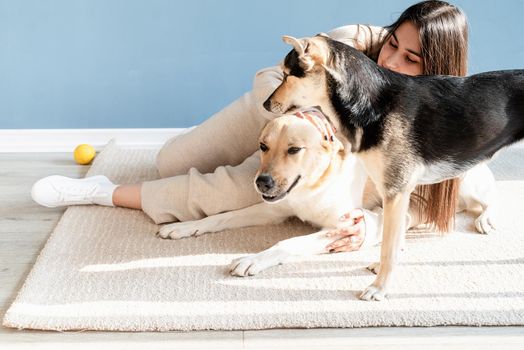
[256,174,275,192]
[263,99,271,112]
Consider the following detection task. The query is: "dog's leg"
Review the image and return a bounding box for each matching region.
[230,229,333,276]
[459,163,497,234]
[158,202,291,239]
[360,190,411,301]
[474,201,496,234]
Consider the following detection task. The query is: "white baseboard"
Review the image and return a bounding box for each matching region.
[1,127,523,153]
[0,128,194,152]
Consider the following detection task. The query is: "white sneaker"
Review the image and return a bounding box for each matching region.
[31,175,118,208]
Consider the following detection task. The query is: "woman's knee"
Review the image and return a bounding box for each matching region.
[155,135,191,178]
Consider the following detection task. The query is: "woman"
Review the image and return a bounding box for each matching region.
[32,1,478,252]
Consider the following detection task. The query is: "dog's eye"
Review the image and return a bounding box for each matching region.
[287,147,302,154]
[260,143,269,152]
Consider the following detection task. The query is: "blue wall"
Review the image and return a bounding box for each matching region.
[1,0,523,129]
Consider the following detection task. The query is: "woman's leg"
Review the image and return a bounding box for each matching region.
[32,66,283,215]
[31,149,261,224]
[31,175,118,208]
[155,66,282,178]
[135,67,282,223]
[141,151,262,224]
[31,89,273,213]
[31,176,142,210]
[112,184,142,210]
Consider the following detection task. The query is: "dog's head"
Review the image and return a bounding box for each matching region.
[263,35,336,120]
[255,109,344,203]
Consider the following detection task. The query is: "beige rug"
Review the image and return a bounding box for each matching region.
[3,140,524,331]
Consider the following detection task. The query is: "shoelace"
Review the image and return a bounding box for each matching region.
[53,182,101,203]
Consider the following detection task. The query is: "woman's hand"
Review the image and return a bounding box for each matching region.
[326,208,366,252]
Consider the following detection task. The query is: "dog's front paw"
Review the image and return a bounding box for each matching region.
[229,249,287,277]
[367,262,380,275]
[229,255,265,277]
[475,211,495,234]
[157,222,203,240]
[359,284,386,301]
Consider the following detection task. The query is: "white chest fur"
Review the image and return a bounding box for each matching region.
[286,155,367,228]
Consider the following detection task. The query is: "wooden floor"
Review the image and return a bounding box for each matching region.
[1,152,523,350]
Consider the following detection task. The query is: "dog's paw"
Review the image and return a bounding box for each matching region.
[229,255,265,277]
[367,262,380,275]
[157,222,203,240]
[359,284,386,301]
[229,249,288,277]
[475,211,495,234]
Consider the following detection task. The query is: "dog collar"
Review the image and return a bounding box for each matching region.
[293,108,337,142]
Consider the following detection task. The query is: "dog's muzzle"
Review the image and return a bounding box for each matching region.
[263,97,295,114]
[262,99,272,112]
[256,174,301,202]
[255,174,275,193]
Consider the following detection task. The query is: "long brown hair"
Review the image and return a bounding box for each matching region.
[383,1,469,232]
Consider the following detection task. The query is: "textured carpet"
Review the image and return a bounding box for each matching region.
[3,140,524,331]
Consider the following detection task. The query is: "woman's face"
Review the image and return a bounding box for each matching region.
[378,21,423,76]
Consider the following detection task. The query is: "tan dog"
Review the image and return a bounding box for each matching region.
[158,109,374,276]
[157,107,495,281]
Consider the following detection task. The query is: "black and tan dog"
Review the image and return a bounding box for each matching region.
[263,34,524,301]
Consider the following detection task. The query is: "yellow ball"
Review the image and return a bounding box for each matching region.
[74,144,96,165]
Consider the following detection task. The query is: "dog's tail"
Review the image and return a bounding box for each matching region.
[412,178,461,233]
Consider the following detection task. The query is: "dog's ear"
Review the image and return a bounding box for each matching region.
[282,35,327,72]
[304,39,328,67]
[322,136,345,156]
[334,137,345,153]
[282,35,306,56]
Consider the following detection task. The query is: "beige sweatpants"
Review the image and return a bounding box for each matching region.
[140,24,387,224]
[141,65,282,224]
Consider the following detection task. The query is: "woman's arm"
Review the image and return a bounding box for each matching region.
[326,24,387,59]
